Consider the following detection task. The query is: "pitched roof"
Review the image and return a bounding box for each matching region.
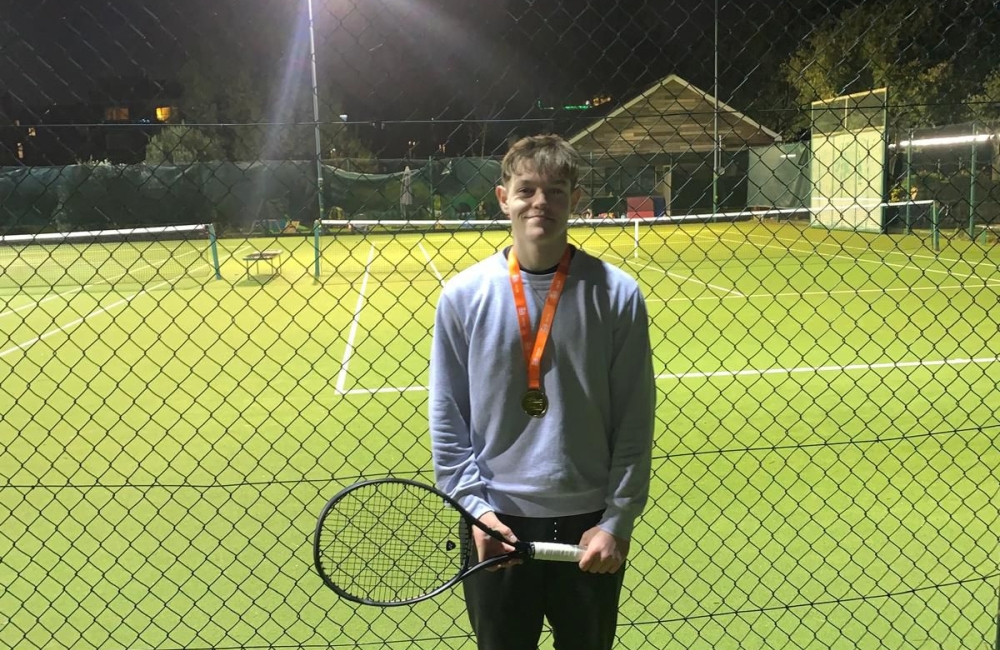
[568,74,781,155]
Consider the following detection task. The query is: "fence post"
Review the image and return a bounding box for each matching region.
[970,123,978,239]
[905,129,913,235]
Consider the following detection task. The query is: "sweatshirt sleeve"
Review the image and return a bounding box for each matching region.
[427,288,493,519]
[597,286,655,539]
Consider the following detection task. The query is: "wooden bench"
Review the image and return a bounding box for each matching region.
[243,250,283,280]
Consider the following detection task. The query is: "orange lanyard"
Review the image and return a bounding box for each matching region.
[507,246,572,392]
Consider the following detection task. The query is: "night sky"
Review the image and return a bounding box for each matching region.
[0,0,882,156]
[1,0,820,110]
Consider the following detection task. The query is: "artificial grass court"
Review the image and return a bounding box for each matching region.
[1,218,999,649]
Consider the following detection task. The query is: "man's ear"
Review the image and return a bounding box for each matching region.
[570,185,583,212]
[496,184,509,215]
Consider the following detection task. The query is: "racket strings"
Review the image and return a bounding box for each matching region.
[318,482,464,603]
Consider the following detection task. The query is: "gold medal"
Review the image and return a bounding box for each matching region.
[508,247,572,420]
[521,389,548,418]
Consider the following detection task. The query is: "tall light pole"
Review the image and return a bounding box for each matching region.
[307,0,326,222]
[713,0,720,215]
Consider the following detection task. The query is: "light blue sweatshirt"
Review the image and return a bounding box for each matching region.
[428,245,655,539]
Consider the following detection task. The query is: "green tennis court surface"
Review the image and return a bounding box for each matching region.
[2,220,999,649]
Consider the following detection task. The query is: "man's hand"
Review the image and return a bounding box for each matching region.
[473,511,520,571]
[578,527,629,574]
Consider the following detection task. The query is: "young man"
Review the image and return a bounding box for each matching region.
[428,134,655,650]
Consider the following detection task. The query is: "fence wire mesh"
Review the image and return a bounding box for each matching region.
[1,0,1000,648]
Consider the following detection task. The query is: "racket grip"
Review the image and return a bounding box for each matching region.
[530,542,586,562]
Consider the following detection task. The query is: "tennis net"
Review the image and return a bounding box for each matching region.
[311,201,942,280]
[0,224,222,290]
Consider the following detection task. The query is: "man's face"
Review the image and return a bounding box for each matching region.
[496,165,581,246]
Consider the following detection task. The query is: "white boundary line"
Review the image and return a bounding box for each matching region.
[605,252,746,297]
[655,355,1000,381]
[336,244,376,394]
[0,281,174,358]
[707,231,982,281]
[0,249,202,320]
[418,242,445,286]
[339,355,1000,396]
[771,232,1000,275]
[0,245,253,359]
[646,282,1000,304]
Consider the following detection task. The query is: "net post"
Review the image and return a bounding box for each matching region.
[313,219,322,280]
[208,224,222,280]
[633,219,640,259]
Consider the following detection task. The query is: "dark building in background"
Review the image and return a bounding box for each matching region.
[0,77,181,167]
[89,76,182,164]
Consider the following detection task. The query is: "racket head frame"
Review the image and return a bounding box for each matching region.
[312,477,532,606]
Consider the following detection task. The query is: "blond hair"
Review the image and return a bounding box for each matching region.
[501,135,582,188]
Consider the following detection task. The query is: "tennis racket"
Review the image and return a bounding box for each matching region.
[312,477,586,606]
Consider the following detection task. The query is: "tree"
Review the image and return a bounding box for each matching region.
[145,49,375,166]
[782,0,973,133]
[967,67,1000,180]
[145,126,226,165]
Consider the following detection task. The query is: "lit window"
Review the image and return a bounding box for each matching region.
[155,106,175,122]
[27,127,37,137]
[17,143,24,159]
[105,107,129,121]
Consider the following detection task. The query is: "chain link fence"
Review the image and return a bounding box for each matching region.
[2,0,999,648]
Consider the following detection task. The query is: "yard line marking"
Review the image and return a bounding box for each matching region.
[339,355,1000,396]
[0,246,253,358]
[336,244,376,394]
[646,282,1000,304]
[419,242,445,286]
[605,252,746,297]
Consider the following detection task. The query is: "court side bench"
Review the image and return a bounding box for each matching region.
[243,250,283,280]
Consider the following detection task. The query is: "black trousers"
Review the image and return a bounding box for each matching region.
[461,510,626,650]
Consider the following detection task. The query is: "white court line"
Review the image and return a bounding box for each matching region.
[808,237,1000,273]
[646,282,1000,304]
[0,280,173,358]
[0,249,201,320]
[0,245,253,359]
[336,243,376,394]
[339,355,1000,396]
[767,233,981,279]
[656,355,1000,381]
[708,232,979,280]
[606,252,746,297]
[343,385,430,396]
[418,243,445,286]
